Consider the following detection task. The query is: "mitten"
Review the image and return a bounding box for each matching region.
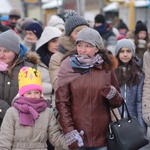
[65,130,84,149]
[0,61,8,71]
[101,82,117,100]
[74,130,84,147]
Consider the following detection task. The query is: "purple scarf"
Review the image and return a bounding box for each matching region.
[13,97,47,126]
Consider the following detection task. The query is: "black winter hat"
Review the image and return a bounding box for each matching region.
[135,20,148,34]
[94,14,105,24]
[117,19,128,30]
[25,22,43,39]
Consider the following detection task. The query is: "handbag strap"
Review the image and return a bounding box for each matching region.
[110,99,132,121]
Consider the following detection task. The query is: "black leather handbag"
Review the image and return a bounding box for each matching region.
[107,101,149,150]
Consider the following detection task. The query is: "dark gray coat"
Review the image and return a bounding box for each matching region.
[0,52,39,126]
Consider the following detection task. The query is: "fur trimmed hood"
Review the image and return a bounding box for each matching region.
[102,54,118,71]
[18,51,40,65]
[58,35,76,52]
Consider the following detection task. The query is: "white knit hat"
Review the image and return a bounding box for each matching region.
[47,15,65,31]
[36,26,62,50]
[115,39,135,56]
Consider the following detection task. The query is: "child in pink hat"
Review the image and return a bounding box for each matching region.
[0,66,68,150]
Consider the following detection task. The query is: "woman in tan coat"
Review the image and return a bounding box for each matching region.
[49,11,89,91]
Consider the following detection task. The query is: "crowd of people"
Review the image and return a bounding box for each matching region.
[0,8,150,150]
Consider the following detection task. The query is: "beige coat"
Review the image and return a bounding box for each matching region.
[49,35,76,91]
[142,50,150,127]
[49,52,64,91]
[38,62,56,108]
[0,107,68,150]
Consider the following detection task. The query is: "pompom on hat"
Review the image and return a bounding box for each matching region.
[18,67,42,96]
[64,10,89,36]
[115,39,135,56]
[76,28,104,50]
[25,22,43,39]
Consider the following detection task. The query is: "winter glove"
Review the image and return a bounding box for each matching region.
[0,61,8,71]
[101,82,117,100]
[65,130,84,149]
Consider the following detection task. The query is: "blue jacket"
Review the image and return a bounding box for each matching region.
[119,72,147,133]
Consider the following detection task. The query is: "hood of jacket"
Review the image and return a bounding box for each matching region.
[58,35,76,53]
[36,26,62,50]
[17,51,40,66]
[102,53,118,71]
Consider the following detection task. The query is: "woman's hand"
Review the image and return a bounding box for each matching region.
[101,82,117,100]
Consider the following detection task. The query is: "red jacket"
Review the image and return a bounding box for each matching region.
[56,56,122,147]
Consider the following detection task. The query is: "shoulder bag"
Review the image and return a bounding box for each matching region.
[107,100,149,150]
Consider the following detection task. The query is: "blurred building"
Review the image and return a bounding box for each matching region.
[103,0,150,31]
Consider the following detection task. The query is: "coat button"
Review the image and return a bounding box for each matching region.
[7,82,10,85]
[0,109,2,112]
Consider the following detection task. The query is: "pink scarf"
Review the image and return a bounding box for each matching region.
[13,97,47,126]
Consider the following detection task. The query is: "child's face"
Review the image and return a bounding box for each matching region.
[138,31,147,39]
[23,90,41,99]
[119,47,132,64]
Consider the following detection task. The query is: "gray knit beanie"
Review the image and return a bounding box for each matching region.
[0,29,20,54]
[115,39,135,56]
[65,11,89,36]
[76,28,104,50]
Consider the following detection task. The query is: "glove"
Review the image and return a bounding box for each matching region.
[101,82,117,100]
[65,130,84,149]
[74,130,84,147]
[0,61,8,71]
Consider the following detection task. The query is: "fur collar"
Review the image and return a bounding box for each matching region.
[59,35,76,52]
[17,52,40,65]
[102,54,118,71]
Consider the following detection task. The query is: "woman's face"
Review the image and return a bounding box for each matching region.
[0,47,16,65]
[70,25,88,41]
[138,31,147,39]
[119,47,132,64]
[48,37,59,54]
[77,41,98,57]
[25,30,38,41]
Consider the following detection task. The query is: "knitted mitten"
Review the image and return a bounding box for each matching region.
[101,82,117,100]
[65,130,84,149]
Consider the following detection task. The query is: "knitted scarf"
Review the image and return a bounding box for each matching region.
[56,54,103,90]
[13,97,47,126]
[71,54,104,68]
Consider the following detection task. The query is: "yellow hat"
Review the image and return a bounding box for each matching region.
[18,67,42,96]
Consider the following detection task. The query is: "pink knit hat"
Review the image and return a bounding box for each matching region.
[18,67,42,96]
